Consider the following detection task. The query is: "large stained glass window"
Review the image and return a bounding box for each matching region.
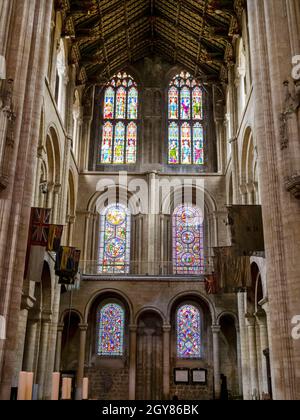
[172,205,204,275]
[98,204,131,274]
[97,303,125,356]
[177,304,201,359]
[100,73,138,164]
[168,72,204,165]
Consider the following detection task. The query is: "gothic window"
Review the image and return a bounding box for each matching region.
[168,72,204,165]
[98,204,131,274]
[172,204,204,275]
[96,303,125,356]
[100,73,138,164]
[177,304,201,359]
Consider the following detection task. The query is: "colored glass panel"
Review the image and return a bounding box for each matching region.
[116,87,126,119]
[98,204,131,274]
[168,122,179,164]
[193,123,204,165]
[101,122,113,163]
[181,87,191,119]
[114,122,125,164]
[127,87,138,119]
[126,122,137,164]
[172,205,204,275]
[181,123,192,164]
[103,87,115,119]
[169,86,179,119]
[177,304,201,358]
[97,303,124,356]
[192,87,203,120]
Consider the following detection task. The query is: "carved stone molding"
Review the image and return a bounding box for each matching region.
[285,173,300,200]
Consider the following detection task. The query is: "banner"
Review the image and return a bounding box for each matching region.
[227,205,265,256]
[29,208,51,247]
[204,273,219,295]
[213,246,251,293]
[55,247,81,285]
[47,225,64,252]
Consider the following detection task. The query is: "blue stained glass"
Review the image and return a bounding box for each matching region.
[172,205,204,275]
[177,304,201,359]
[97,303,124,356]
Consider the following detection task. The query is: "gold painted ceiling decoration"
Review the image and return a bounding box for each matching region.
[58,0,244,84]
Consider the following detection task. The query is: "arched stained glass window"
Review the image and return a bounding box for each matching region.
[177,304,201,359]
[172,204,204,275]
[100,73,138,164]
[98,204,131,274]
[168,71,204,165]
[97,303,125,356]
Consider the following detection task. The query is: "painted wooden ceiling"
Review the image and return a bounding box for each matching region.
[59,0,244,83]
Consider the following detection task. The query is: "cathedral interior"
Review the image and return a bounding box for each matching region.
[0,0,300,401]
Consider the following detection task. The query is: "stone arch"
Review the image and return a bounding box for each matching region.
[134,307,166,325]
[83,288,134,324]
[167,290,216,324]
[60,308,84,325]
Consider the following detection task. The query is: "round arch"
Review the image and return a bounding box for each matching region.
[135,307,166,325]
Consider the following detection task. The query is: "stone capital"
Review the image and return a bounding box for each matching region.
[41,310,52,323]
[57,323,64,333]
[162,324,171,333]
[21,294,36,311]
[129,324,138,333]
[78,323,88,332]
[228,136,237,144]
[211,324,221,334]
[245,312,256,326]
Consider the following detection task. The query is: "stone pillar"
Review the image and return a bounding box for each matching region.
[145,328,154,399]
[83,212,92,272]
[147,171,158,275]
[52,183,61,224]
[128,325,137,400]
[75,323,88,400]
[229,137,240,204]
[245,314,259,399]
[212,325,221,400]
[162,325,171,400]
[23,315,40,373]
[68,216,76,246]
[36,311,52,400]
[237,289,250,399]
[236,326,243,396]
[54,324,64,373]
[255,310,269,395]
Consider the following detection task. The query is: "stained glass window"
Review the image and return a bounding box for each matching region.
[172,204,204,275]
[97,303,125,356]
[98,204,131,274]
[168,122,179,164]
[99,73,138,164]
[177,304,201,359]
[168,72,205,165]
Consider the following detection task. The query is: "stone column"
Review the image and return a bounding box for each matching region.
[147,171,158,275]
[36,311,52,400]
[54,323,64,373]
[68,216,76,246]
[236,325,243,396]
[129,325,137,400]
[52,183,61,224]
[237,289,250,399]
[255,310,269,395]
[23,315,40,373]
[75,323,88,400]
[212,325,221,400]
[83,212,92,272]
[245,314,259,399]
[145,328,154,400]
[229,137,240,204]
[162,325,171,400]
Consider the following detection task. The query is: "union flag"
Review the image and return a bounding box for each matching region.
[30,208,51,246]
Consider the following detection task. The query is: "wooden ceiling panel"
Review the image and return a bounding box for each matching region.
[64,0,243,83]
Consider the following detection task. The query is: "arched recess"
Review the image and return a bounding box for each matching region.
[84,291,131,400]
[61,311,81,373]
[240,127,259,205]
[168,293,214,400]
[218,314,240,399]
[136,310,164,400]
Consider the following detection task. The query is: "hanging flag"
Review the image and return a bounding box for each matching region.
[30,208,51,246]
[47,225,64,252]
[24,208,51,280]
[55,247,81,284]
[204,273,219,295]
